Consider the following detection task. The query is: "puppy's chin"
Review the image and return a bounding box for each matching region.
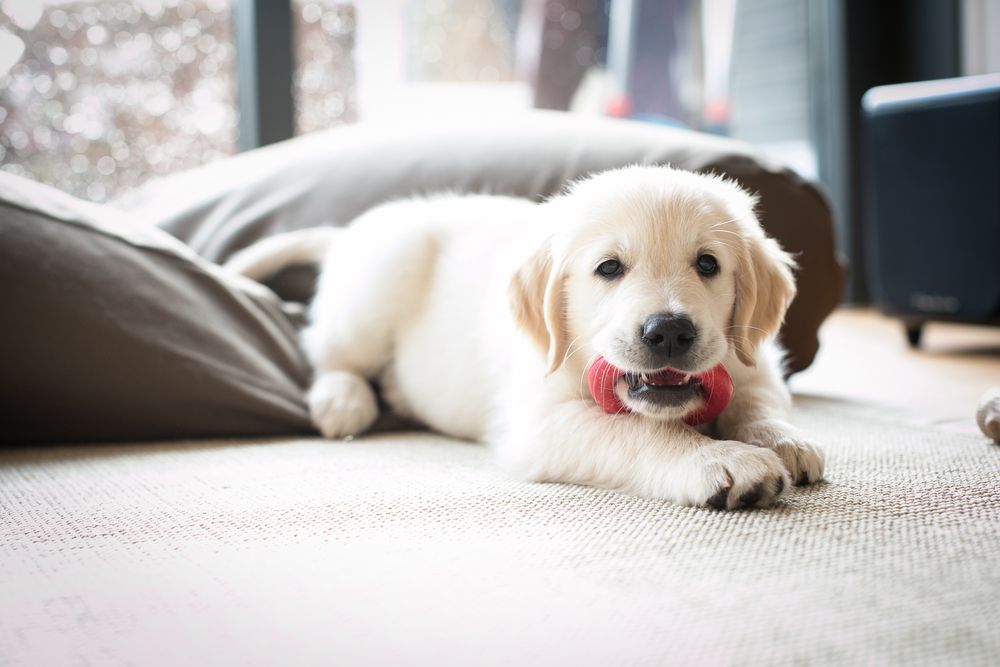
[601,350,724,421]
[612,375,703,421]
[618,387,702,420]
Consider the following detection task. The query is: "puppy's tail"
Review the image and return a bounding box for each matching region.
[225,227,342,281]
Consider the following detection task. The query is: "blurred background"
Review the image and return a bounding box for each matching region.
[0,0,997,300]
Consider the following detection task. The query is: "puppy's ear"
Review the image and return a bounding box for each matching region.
[731,233,797,366]
[508,239,569,374]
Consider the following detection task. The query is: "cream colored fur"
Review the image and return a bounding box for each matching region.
[227,166,824,509]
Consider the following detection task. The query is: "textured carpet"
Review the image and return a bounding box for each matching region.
[1,398,998,666]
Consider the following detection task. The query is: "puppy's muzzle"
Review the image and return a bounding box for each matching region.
[640,313,697,363]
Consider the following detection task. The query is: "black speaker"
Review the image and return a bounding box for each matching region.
[862,75,1000,347]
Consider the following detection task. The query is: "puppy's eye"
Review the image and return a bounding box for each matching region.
[595,259,624,279]
[696,253,719,277]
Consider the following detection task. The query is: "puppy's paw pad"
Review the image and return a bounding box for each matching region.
[737,482,765,508]
[309,372,379,439]
[772,438,825,486]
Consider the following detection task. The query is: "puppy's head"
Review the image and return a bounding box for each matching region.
[509,166,796,420]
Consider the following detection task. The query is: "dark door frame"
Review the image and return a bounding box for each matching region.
[823,0,961,302]
[233,0,296,151]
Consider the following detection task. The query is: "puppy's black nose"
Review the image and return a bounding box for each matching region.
[641,313,697,358]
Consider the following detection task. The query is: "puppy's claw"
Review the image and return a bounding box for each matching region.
[706,485,731,510]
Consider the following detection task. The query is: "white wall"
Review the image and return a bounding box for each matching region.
[962,0,1000,74]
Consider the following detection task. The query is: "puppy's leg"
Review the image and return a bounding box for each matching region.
[302,222,436,439]
[497,401,790,509]
[717,351,825,486]
[302,314,384,439]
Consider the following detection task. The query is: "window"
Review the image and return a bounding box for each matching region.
[0,0,237,202]
[292,0,356,134]
[2,0,830,203]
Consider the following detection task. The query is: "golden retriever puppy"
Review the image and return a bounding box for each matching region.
[228,166,824,509]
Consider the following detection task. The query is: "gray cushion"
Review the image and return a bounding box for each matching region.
[0,173,312,444]
[122,111,844,374]
[3,112,843,444]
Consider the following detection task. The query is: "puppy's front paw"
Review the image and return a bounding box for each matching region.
[694,442,790,510]
[736,420,825,486]
[308,371,379,439]
[771,437,825,486]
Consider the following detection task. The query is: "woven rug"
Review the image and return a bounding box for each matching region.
[1,398,998,666]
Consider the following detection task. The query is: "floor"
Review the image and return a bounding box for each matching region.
[791,307,1000,434]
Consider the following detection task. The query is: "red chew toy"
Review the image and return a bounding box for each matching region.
[587,356,734,426]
